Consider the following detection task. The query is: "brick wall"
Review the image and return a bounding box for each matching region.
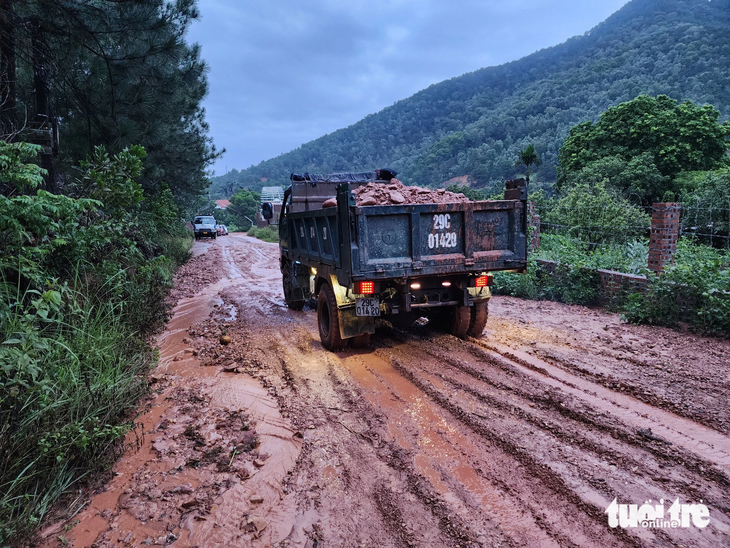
[648,203,680,273]
[596,269,647,309]
[533,259,645,308]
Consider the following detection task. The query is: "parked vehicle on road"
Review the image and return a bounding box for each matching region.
[193,215,217,240]
[268,171,528,350]
[217,224,229,236]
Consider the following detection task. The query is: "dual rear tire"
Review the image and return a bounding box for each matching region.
[429,301,488,339]
[317,283,347,351]
[316,283,488,351]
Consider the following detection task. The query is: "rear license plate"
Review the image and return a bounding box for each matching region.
[356,298,380,317]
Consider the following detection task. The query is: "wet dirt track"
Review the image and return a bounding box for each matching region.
[44,235,730,548]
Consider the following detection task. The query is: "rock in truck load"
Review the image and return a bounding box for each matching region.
[289,169,471,209]
[352,179,470,206]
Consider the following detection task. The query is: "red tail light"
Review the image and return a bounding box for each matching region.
[475,275,493,287]
[355,281,375,294]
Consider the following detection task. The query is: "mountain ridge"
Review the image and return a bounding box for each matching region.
[212,0,730,196]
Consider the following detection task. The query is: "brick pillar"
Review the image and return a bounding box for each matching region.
[648,203,680,273]
[528,201,540,253]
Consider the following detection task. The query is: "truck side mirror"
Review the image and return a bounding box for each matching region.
[262,202,274,220]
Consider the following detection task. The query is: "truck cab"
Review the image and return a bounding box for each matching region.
[193,215,217,240]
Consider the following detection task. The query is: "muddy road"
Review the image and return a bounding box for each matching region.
[43,234,730,547]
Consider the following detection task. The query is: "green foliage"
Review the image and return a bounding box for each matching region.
[0,281,151,540]
[514,144,541,181]
[559,152,669,205]
[3,1,219,209]
[544,181,651,248]
[533,234,645,274]
[626,240,650,276]
[0,142,47,192]
[220,189,262,230]
[77,146,146,217]
[557,95,730,203]
[247,226,278,243]
[676,169,730,243]
[0,143,190,541]
[492,257,600,306]
[622,240,730,336]
[214,0,730,195]
[445,185,486,201]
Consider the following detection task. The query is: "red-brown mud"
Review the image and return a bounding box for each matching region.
[42,234,730,547]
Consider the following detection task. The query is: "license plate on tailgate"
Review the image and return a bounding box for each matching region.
[356,298,380,317]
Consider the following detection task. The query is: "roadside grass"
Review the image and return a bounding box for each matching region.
[493,237,730,337]
[247,226,278,243]
[0,277,153,542]
[0,143,194,543]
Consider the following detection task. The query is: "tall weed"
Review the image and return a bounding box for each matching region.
[622,240,730,336]
[0,280,151,540]
[0,143,190,541]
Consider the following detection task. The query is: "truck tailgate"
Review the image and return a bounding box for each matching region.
[353,201,526,277]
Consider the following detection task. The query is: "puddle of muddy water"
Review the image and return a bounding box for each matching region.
[340,350,561,547]
[42,241,302,548]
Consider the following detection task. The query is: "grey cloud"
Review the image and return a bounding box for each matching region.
[188,0,630,174]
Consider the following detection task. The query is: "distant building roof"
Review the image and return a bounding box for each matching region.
[215,199,231,209]
[261,186,284,204]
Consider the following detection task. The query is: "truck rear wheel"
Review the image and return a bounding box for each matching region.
[318,283,347,351]
[429,306,470,338]
[466,301,488,338]
[449,305,471,339]
[282,263,305,310]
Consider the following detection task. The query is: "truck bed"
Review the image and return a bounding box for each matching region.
[283,184,527,281]
[353,200,526,277]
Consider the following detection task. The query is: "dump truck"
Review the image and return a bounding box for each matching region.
[264,171,528,350]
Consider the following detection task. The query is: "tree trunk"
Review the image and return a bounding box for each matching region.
[31,17,57,192]
[0,0,17,138]
[31,18,50,121]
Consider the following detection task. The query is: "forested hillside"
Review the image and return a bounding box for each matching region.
[215,0,730,197]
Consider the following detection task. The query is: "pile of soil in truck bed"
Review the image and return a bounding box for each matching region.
[353,179,471,206]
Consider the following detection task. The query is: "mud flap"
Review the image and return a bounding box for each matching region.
[338,306,375,340]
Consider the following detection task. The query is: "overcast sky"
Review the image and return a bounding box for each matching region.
[187,0,631,176]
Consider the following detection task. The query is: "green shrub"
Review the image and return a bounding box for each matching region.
[544,181,651,249]
[492,257,600,306]
[622,239,730,336]
[247,226,278,243]
[0,280,152,540]
[0,142,191,541]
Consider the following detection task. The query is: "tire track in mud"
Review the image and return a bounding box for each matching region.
[403,334,730,495]
[475,341,730,475]
[486,304,730,436]
[238,323,484,546]
[371,351,638,548]
[219,236,730,547]
[371,328,730,546]
[512,343,730,435]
